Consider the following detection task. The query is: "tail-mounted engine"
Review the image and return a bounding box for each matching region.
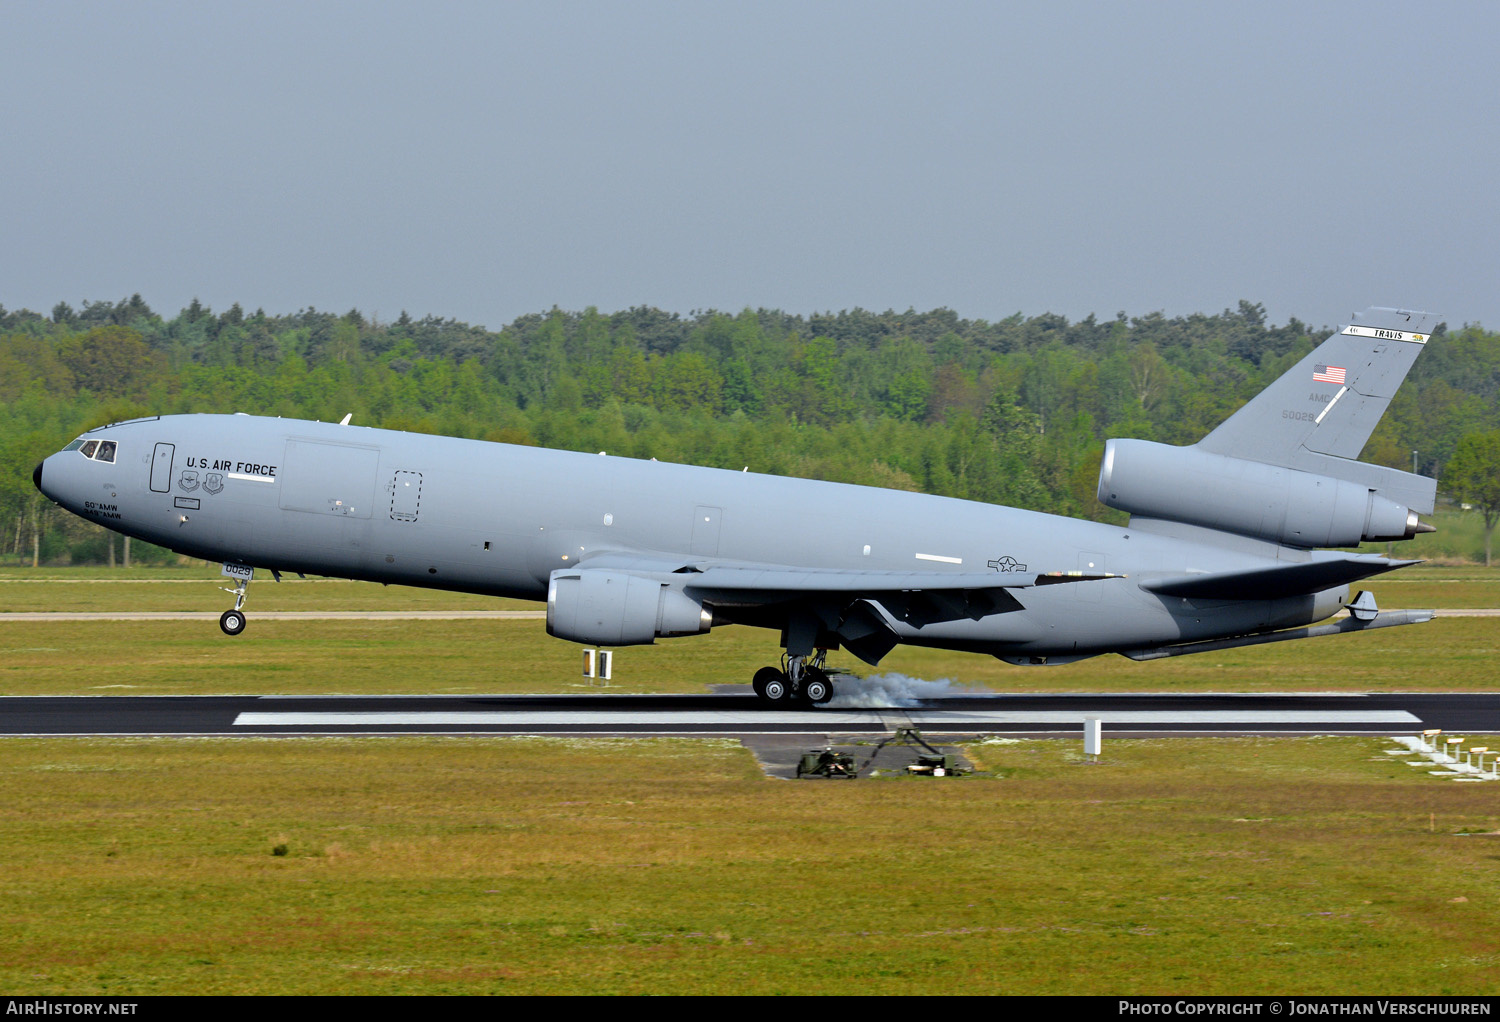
[1097,439,1428,548]
[547,569,713,646]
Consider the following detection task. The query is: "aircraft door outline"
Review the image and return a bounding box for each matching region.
[390,471,422,522]
[150,443,175,493]
[691,505,723,556]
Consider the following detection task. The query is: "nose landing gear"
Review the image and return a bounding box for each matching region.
[218,568,252,635]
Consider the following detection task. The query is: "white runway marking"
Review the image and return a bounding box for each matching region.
[902,709,1420,725]
[237,710,886,726]
[233,709,1421,728]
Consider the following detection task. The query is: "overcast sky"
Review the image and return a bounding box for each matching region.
[2,1,1496,332]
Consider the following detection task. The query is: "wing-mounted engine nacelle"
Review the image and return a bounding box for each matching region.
[1097,439,1425,548]
[547,569,713,646]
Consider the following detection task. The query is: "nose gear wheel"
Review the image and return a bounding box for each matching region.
[218,567,253,635]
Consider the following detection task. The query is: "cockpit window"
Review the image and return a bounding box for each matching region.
[75,439,118,462]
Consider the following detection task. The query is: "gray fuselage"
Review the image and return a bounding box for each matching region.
[35,413,1349,664]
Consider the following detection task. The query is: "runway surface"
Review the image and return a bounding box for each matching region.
[2,691,1494,738]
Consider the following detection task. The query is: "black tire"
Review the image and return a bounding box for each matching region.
[752,666,780,700]
[803,668,833,705]
[761,671,790,703]
[219,609,246,636]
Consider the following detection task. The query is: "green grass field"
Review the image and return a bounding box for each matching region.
[1,735,1497,995]
[2,565,1498,995]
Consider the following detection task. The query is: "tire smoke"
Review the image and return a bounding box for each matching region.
[827,673,989,708]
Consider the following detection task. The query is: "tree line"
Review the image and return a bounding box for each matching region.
[3,295,1497,564]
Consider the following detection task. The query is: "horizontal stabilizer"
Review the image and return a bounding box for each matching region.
[1142,555,1418,600]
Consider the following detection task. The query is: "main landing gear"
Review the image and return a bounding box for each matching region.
[752,649,835,705]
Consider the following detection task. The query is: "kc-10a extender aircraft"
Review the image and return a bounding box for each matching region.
[34,307,1440,705]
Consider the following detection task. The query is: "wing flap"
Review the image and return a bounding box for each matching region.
[686,566,1039,592]
[682,566,1119,615]
[683,565,1120,593]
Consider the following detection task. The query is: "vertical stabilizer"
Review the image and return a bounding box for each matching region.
[1194,307,1439,514]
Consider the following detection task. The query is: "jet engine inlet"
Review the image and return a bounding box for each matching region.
[547,569,713,646]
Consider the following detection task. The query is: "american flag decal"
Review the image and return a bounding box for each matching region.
[1313,364,1346,385]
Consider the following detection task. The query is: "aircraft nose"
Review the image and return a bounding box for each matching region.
[33,461,43,493]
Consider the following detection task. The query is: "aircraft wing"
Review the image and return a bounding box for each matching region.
[573,552,1118,663]
[580,551,1115,604]
[1140,554,1418,600]
[682,565,1108,594]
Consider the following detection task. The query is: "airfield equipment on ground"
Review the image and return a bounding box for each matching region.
[796,750,858,779]
[865,728,968,777]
